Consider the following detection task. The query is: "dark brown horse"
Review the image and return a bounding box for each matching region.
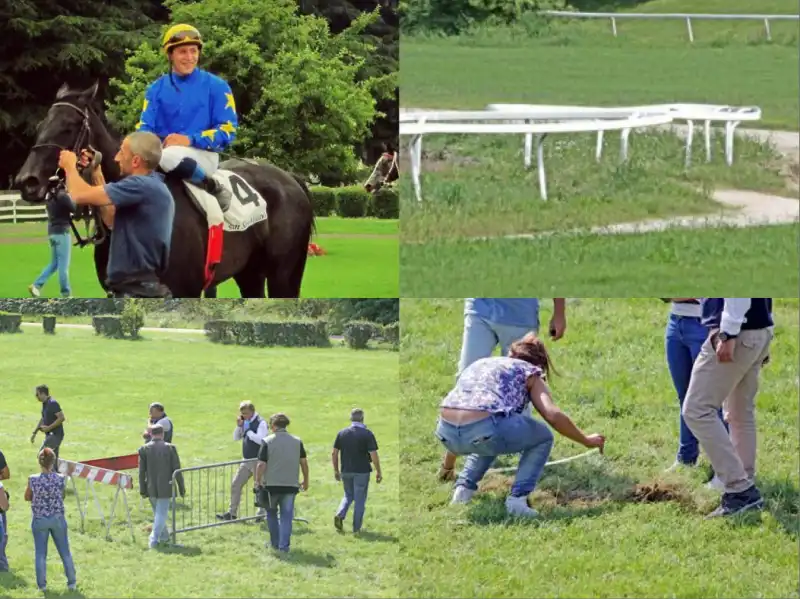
[14,82,315,298]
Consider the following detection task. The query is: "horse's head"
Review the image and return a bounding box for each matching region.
[14,82,102,203]
[364,146,399,193]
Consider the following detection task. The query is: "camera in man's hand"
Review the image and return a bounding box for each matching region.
[253,485,270,509]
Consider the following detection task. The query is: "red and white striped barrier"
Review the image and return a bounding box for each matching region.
[57,456,136,542]
[58,459,134,489]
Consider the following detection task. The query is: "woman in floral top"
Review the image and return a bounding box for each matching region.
[435,333,606,518]
[24,447,77,592]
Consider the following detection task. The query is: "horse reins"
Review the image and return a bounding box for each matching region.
[32,101,106,248]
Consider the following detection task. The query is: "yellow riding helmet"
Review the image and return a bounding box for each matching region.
[162,24,204,54]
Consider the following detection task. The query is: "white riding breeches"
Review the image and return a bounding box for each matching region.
[159,145,219,174]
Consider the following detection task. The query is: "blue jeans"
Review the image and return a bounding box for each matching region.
[0,512,8,572]
[149,498,171,547]
[436,412,554,497]
[266,492,296,552]
[33,232,72,296]
[665,314,728,464]
[31,514,76,590]
[336,473,370,532]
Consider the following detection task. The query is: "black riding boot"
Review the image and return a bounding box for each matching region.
[201,174,232,213]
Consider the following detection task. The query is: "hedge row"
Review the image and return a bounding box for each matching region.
[205,320,331,347]
[0,299,124,316]
[310,185,398,219]
[343,321,398,350]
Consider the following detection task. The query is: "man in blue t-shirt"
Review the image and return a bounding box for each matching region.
[57,131,175,297]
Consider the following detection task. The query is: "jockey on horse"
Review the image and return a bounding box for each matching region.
[136,23,237,215]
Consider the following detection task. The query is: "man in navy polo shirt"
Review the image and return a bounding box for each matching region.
[31,385,66,464]
[683,298,773,518]
[332,408,382,534]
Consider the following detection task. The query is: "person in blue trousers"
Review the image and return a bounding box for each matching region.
[28,191,75,298]
[25,448,77,592]
[435,333,606,517]
[661,299,729,489]
[438,298,567,481]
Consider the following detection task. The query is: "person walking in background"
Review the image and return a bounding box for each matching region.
[438,298,567,482]
[683,298,773,518]
[435,333,605,518]
[0,447,10,572]
[24,447,77,592]
[28,189,75,298]
[138,424,185,548]
[254,414,309,553]
[216,401,268,522]
[332,408,382,534]
[661,298,729,488]
[31,385,66,468]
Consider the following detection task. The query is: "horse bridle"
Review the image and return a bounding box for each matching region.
[31,101,106,247]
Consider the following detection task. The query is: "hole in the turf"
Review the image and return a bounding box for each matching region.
[628,483,682,503]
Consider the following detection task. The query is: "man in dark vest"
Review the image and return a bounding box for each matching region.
[332,408,382,534]
[217,401,269,521]
[143,402,173,444]
[683,298,773,518]
[254,413,309,553]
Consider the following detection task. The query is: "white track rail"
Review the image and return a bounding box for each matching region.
[400,109,674,201]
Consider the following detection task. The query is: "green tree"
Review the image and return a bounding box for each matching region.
[108,0,389,184]
[0,0,165,187]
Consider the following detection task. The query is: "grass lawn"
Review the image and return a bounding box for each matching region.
[400,223,799,296]
[401,0,800,129]
[399,132,792,243]
[0,328,398,598]
[0,217,398,298]
[399,298,799,598]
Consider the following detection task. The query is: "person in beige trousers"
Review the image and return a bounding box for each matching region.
[216,401,268,522]
[682,298,773,518]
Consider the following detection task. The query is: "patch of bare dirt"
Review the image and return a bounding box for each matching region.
[627,482,689,505]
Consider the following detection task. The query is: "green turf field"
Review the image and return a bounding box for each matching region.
[399,298,799,598]
[0,217,398,298]
[399,0,799,296]
[401,223,800,296]
[0,326,398,597]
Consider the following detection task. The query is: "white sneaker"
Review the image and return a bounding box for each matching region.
[505,495,539,518]
[706,475,725,492]
[451,486,475,504]
[28,284,41,297]
[664,460,696,473]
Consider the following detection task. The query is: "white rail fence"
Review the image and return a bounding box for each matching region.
[0,193,46,223]
[399,102,762,202]
[540,11,800,43]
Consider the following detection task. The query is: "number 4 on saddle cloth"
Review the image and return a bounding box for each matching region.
[170,170,268,288]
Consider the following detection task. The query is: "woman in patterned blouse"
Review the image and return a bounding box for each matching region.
[435,333,606,518]
[24,447,77,592]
